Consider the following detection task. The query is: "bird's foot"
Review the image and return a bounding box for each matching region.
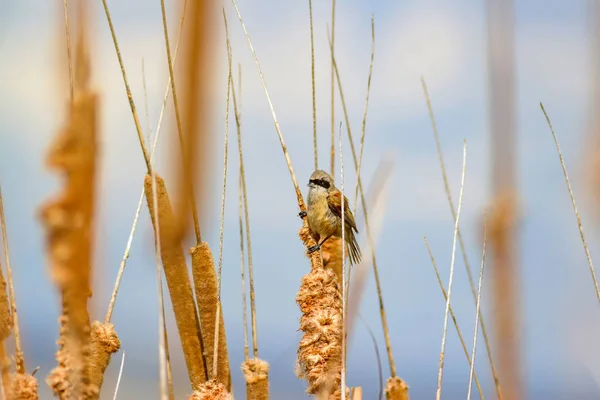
[307,245,320,254]
[298,210,307,218]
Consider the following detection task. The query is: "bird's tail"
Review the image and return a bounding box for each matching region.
[345,229,362,266]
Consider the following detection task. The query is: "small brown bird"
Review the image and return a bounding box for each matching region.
[299,170,362,265]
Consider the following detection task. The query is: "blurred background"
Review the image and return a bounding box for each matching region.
[1,0,600,398]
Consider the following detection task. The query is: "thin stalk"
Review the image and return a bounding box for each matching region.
[424,238,485,400]
[308,0,318,170]
[213,9,232,378]
[541,103,600,302]
[112,352,125,400]
[339,122,347,400]
[330,0,336,177]
[0,187,24,373]
[99,0,152,173]
[150,165,168,400]
[468,215,488,400]
[435,141,467,400]
[104,1,187,324]
[353,15,375,214]
[62,0,74,100]
[230,0,306,210]
[239,173,249,361]
[326,29,396,378]
[159,0,202,244]
[237,63,250,361]
[420,76,502,398]
[225,10,259,357]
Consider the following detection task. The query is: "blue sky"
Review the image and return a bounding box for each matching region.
[1,0,600,398]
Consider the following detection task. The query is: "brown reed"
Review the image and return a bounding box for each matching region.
[326,29,401,387]
[230,1,343,396]
[187,380,232,400]
[0,256,11,396]
[9,373,39,400]
[329,0,336,177]
[159,0,202,245]
[241,358,270,400]
[424,238,484,399]
[296,227,343,398]
[308,0,318,170]
[190,244,231,389]
[384,377,409,400]
[41,6,97,396]
[350,387,362,400]
[420,76,501,398]
[144,173,207,389]
[0,187,38,400]
[87,321,120,397]
[486,0,521,397]
[173,0,214,243]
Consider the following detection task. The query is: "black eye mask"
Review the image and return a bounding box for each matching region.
[309,178,331,189]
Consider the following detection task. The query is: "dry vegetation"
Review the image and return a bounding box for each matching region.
[1,0,599,399]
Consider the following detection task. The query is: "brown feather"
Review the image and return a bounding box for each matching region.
[327,189,361,264]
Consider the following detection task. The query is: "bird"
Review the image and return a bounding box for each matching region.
[299,169,362,265]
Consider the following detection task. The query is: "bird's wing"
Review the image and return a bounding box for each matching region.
[327,189,358,233]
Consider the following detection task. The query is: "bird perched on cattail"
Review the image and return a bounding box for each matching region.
[299,170,362,265]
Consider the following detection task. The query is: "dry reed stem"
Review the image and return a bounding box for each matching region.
[356,314,383,399]
[230,3,340,396]
[330,0,336,177]
[342,160,397,400]
[424,238,484,400]
[230,0,310,215]
[468,216,488,400]
[308,0,318,170]
[104,1,188,325]
[242,358,270,400]
[384,377,409,400]
[62,0,74,101]
[99,0,151,173]
[435,141,467,400]
[190,244,231,389]
[488,193,519,400]
[174,0,213,244]
[112,352,125,400]
[350,387,362,400]
[296,227,342,398]
[9,373,39,400]
[0,236,12,397]
[1,185,25,383]
[326,31,396,379]
[541,103,600,302]
[238,173,250,361]
[187,380,233,400]
[142,53,175,400]
[149,169,169,400]
[339,121,347,400]
[160,0,202,245]
[420,77,502,398]
[144,174,207,389]
[486,0,521,397]
[209,12,233,388]
[87,321,120,397]
[42,10,97,396]
[161,299,175,400]
[353,15,375,213]
[0,344,9,398]
[224,13,260,359]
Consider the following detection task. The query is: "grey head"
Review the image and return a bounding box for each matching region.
[307,169,335,191]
